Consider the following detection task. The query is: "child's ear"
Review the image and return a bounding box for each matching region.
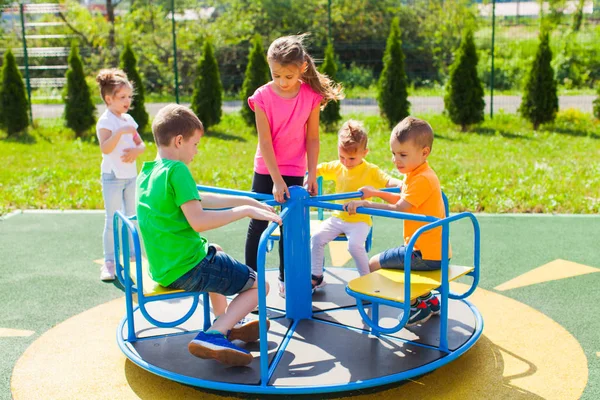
[422,146,431,158]
[301,61,308,74]
[173,134,183,148]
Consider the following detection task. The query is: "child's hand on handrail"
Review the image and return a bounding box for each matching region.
[273,179,290,203]
[359,186,377,199]
[256,201,277,214]
[305,173,318,196]
[245,206,282,225]
[344,200,368,215]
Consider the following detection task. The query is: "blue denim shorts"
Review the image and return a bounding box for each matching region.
[379,246,443,271]
[168,245,256,296]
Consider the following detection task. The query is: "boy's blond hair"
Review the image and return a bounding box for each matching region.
[338,119,368,152]
[152,104,204,147]
[391,116,434,150]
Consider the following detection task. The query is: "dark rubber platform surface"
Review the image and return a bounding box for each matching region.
[121,268,476,385]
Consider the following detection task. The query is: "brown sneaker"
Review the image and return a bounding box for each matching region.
[228,318,270,342]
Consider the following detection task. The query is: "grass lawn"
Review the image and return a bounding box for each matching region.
[1,111,599,216]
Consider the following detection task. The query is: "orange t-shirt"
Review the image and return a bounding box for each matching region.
[401,161,451,261]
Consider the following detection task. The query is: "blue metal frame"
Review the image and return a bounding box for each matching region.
[113,211,211,342]
[115,184,483,394]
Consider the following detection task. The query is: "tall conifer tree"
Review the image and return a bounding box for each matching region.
[377,17,410,128]
[240,35,270,127]
[63,42,96,137]
[519,29,558,130]
[319,40,342,131]
[191,40,223,130]
[120,44,149,133]
[444,27,485,132]
[0,50,29,135]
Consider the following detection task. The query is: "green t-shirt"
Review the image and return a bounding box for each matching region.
[136,158,208,286]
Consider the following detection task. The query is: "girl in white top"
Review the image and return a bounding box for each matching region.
[95,68,145,281]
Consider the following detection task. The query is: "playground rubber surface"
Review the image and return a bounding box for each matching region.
[1,212,599,400]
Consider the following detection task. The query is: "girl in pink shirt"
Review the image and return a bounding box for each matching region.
[245,34,343,298]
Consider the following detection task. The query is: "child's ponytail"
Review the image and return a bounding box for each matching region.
[302,55,344,106]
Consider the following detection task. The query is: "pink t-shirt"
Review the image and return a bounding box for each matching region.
[248,82,323,177]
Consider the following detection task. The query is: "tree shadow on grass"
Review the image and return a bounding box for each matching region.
[433,132,459,142]
[1,131,37,144]
[206,128,247,142]
[548,126,600,139]
[471,127,533,140]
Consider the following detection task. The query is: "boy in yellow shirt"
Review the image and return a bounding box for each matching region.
[310,120,402,291]
[345,116,450,326]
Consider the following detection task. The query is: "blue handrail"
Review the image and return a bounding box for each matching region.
[256,205,294,386]
[305,200,438,223]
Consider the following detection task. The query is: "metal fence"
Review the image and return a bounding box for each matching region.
[1,0,599,120]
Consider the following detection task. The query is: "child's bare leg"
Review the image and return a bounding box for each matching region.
[369,253,382,272]
[209,293,227,317]
[210,281,269,335]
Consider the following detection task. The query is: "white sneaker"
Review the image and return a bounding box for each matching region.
[278,279,285,299]
[100,261,115,281]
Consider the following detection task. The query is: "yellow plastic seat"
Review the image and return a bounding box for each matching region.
[127,258,185,298]
[347,265,474,303]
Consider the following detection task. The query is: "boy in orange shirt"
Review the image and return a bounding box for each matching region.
[345,116,450,326]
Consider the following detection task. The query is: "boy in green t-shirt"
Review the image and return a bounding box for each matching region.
[136,104,281,367]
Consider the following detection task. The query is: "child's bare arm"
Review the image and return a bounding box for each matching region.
[97,126,137,154]
[181,199,281,233]
[200,193,275,213]
[386,177,403,187]
[359,186,401,204]
[344,198,412,214]
[305,107,320,195]
[255,107,288,202]
[121,133,146,163]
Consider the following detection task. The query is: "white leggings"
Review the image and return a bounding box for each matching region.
[310,217,371,277]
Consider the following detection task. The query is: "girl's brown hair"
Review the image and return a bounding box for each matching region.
[95,68,133,103]
[267,34,344,107]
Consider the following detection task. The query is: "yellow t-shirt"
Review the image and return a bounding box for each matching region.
[401,161,451,261]
[317,160,391,225]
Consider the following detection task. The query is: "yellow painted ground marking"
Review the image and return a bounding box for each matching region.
[11,283,588,400]
[328,241,353,266]
[495,259,600,291]
[0,328,34,337]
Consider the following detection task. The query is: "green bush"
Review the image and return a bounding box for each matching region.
[377,17,410,128]
[191,40,223,130]
[63,42,96,137]
[519,29,558,130]
[478,50,526,91]
[444,27,485,132]
[319,41,342,131]
[120,44,149,133]
[0,50,29,135]
[240,34,270,127]
[338,62,374,89]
